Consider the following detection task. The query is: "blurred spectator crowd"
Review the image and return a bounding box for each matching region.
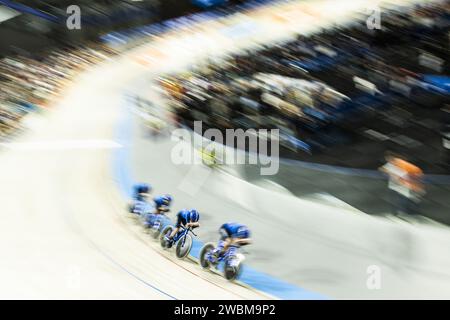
[160,1,450,172]
[0,44,116,138]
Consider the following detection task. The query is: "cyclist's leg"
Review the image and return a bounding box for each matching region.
[227,236,247,258]
[169,227,179,240]
[164,226,179,248]
[151,213,163,228]
[213,227,231,257]
[143,213,153,228]
[225,243,239,259]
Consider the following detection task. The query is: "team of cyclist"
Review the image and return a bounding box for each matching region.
[130,183,252,257]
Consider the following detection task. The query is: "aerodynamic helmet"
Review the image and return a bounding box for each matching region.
[236,225,250,239]
[189,209,200,223]
[135,183,151,194]
[162,194,172,205]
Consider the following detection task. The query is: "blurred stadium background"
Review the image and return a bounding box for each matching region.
[0,0,449,299]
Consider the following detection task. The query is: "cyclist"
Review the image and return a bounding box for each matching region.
[200,146,217,167]
[153,194,173,214]
[133,183,152,201]
[211,222,252,261]
[130,183,153,215]
[164,209,200,248]
[143,194,172,228]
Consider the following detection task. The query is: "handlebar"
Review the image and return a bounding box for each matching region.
[180,225,197,237]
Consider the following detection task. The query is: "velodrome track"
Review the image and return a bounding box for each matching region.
[0,0,449,299]
[0,57,275,299]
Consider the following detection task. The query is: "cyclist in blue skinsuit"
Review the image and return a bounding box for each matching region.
[133,183,151,202]
[130,183,153,215]
[164,209,200,248]
[143,194,172,228]
[212,222,252,259]
[153,195,172,214]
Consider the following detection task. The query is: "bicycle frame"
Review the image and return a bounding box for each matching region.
[173,226,197,246]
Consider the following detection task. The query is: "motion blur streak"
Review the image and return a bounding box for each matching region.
[0,45,267,300]
[0,140,122,150]
[0,0,448,300]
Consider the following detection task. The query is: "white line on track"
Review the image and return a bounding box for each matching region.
[0,140,123,151]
